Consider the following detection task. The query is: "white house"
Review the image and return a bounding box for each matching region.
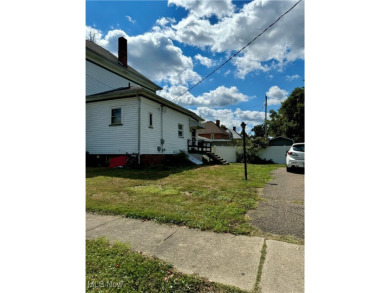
[86,37,204,165]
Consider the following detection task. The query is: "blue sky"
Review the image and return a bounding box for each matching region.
[86,0,304,133]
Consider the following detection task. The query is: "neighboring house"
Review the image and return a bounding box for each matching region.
[257,136,294,164]
[228,126,242,141]
[86,37,204,165]
[196,120,242,163]
[197,120,230,141]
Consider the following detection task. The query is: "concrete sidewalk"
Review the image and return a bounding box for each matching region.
[86,213,304,292]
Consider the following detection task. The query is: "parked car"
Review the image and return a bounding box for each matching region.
[286,143,304,172]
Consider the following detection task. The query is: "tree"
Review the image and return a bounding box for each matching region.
[251,124,266,138]
[220,124,228,130]
[250,124,268,149]
[268,87,304,142]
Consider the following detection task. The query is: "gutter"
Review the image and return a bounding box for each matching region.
[160,104,164,154]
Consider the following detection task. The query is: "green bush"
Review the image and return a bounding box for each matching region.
[164,150,192,166]
[236,152,274,164]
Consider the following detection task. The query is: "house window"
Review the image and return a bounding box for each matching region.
[111,108,122,125]
[149,113,153,128]
[178,124,183,137]
[211,134,215,140]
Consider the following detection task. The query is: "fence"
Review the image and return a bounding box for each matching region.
[256,146,291,164]
[212,145,238,163]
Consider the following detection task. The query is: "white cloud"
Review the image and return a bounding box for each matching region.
[234,108,265,122]
[85,26,200,87]
[232,52,271,79]
[159,85,250,107]
[168,0,235,19]
[266,85,288,106]
[172,15,216,49]
[192,107,265,132]
[286,74,300,81]
[125,16,135,23]
[194,54,215,68]
[156,17,176,27]
[171,0,304,78]
[194,107,235,124]
[86,26,104,43]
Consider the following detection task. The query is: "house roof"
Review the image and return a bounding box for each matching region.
[197,121,230,135]
[86,86,203,122]
[228,129,242,139]
[86,40,162,92]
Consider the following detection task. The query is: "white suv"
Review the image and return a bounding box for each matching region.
[286,143,304,172]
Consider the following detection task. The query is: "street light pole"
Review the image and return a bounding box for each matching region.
[241,122,247,180]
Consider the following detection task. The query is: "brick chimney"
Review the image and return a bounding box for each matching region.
[216,120,220,127]
[233,126,236,132]
[118,37,128,68]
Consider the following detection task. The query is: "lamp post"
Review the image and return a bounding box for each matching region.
[241,122,247,180]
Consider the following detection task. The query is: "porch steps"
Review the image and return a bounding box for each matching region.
[205,152,229,165]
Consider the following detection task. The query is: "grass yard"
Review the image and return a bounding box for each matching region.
[86,163,280,235]
[86,238,244,293]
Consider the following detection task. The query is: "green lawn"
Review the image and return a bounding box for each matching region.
[86,163,280,235]
[86,238,245,293]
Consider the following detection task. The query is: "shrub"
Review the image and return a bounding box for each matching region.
[236,152,274,164]
[164,150,192,166]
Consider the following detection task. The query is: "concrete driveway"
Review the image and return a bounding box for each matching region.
[248,167,304,239]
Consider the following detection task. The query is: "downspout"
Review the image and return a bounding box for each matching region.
[161,104,164,154]
[137,92,141,164]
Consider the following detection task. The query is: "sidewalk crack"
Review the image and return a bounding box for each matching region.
[163,228,179,241]
[254,239,267,293]
[151,228,179,253]
[86,217,122,232]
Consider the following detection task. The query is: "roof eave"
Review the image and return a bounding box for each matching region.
[86,88,203,122]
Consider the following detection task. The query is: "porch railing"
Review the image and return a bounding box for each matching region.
[187,139,212,153]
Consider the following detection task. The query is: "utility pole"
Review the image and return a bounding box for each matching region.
[264,94,268,139]
[241,122,248,180]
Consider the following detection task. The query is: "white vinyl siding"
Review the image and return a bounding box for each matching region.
[161,107,191,154]
[86,61,142,95]
[86,98,138,154]
[139,98,161,154]
[138,98,192,155]
[86,95,196,156]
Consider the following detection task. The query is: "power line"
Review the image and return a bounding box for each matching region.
[171,0,303,102]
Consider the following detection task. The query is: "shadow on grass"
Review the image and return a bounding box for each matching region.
[86,163,210,180]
